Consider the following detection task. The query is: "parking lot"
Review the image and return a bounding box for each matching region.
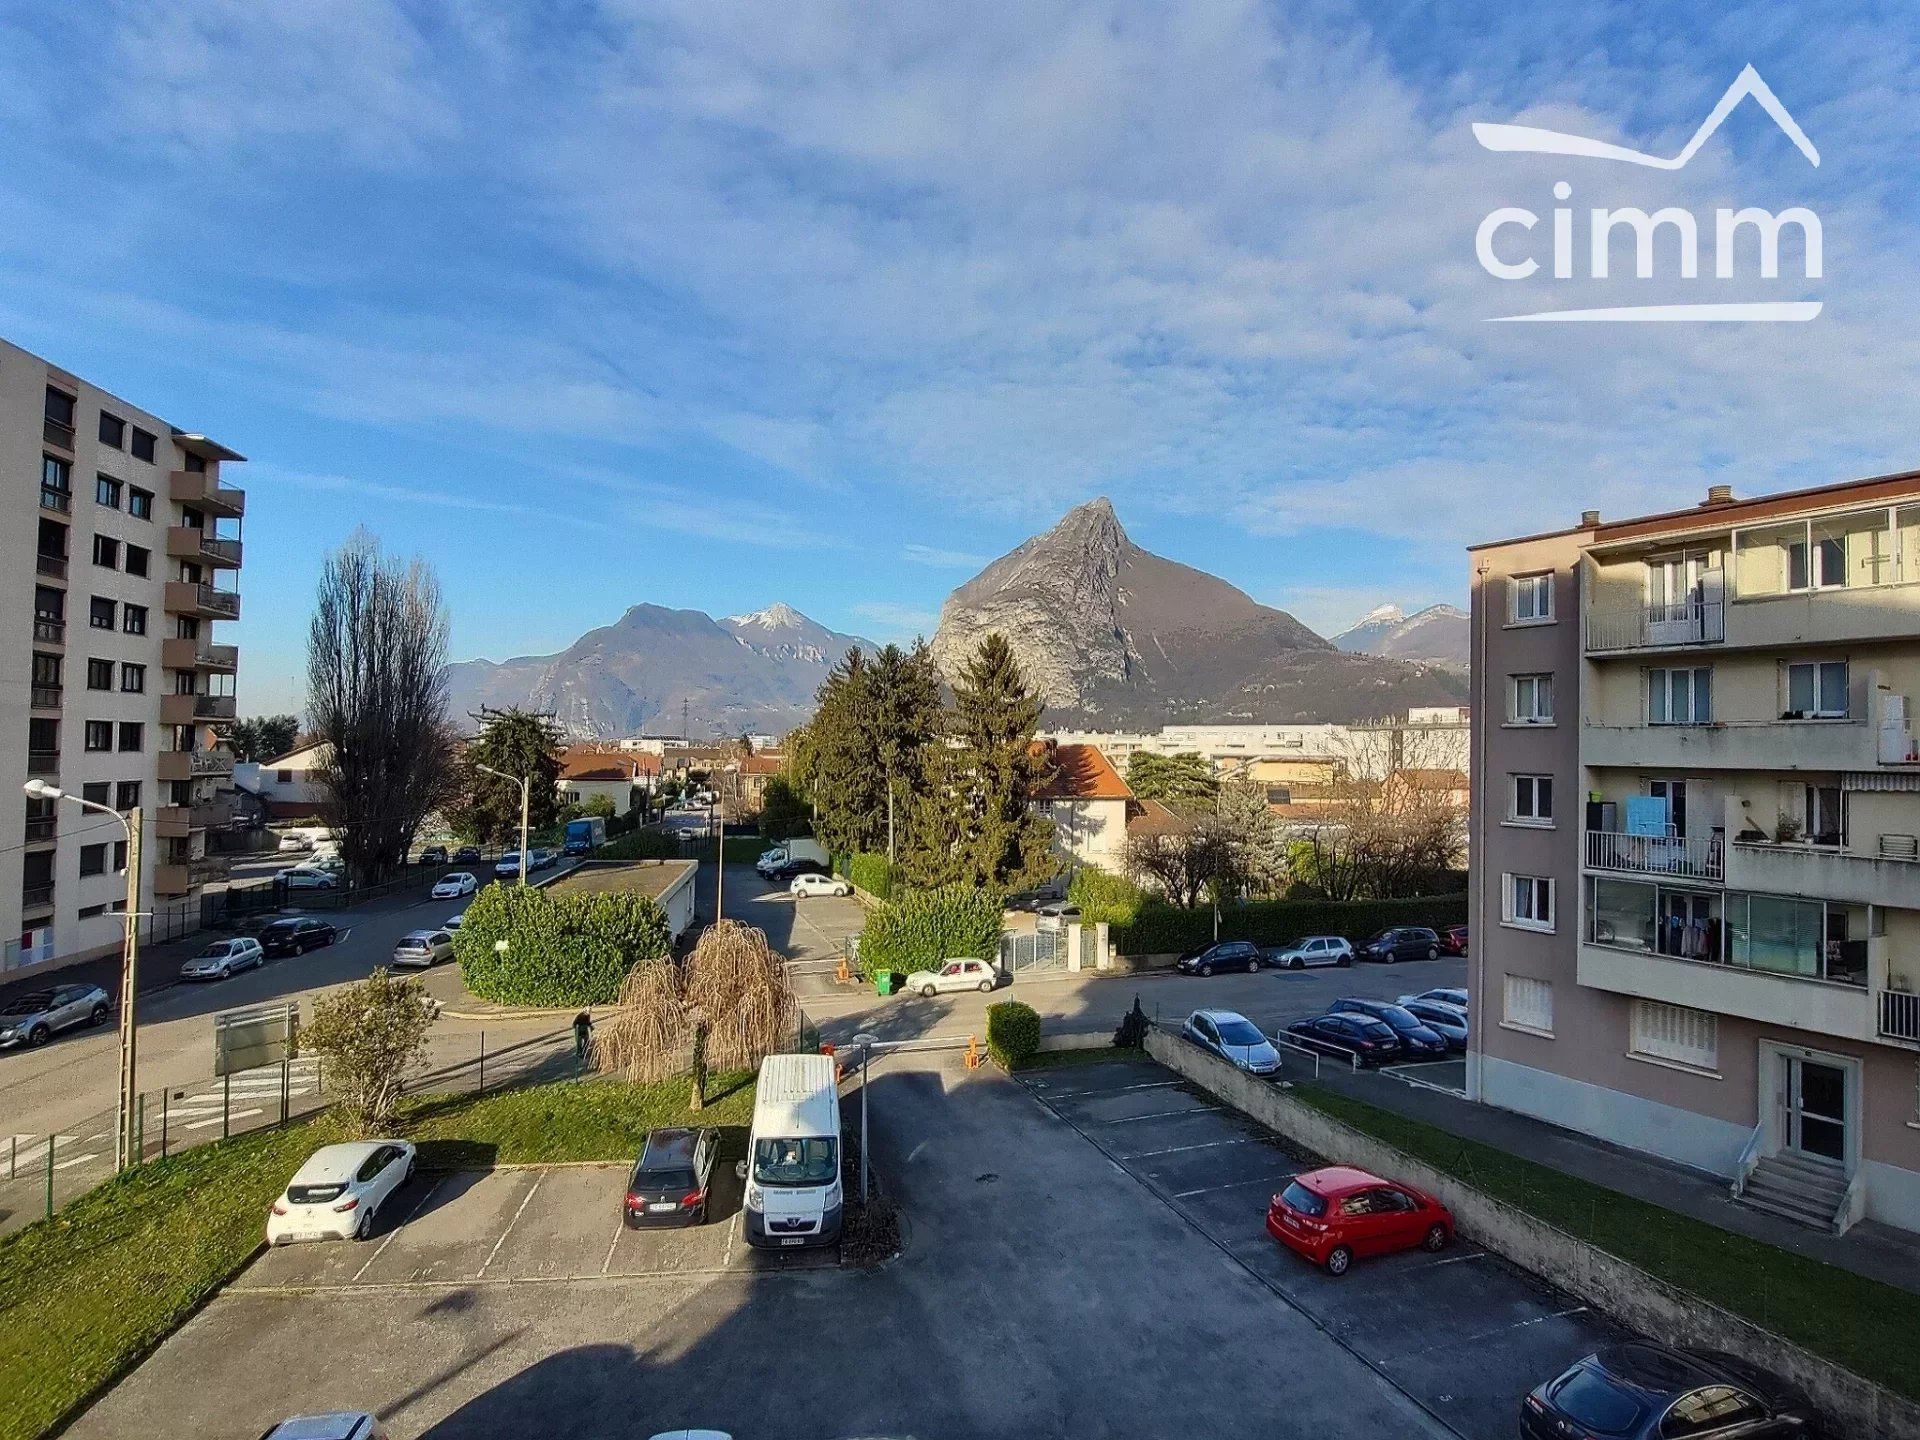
[1022,1054,1626,1439]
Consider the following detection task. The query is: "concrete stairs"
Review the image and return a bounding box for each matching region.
[1737,1151,1848,1231]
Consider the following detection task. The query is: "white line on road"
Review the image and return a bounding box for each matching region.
[477,1173,543,1278]
[1171,1175,1294,1199]
[183,1108,264,1132]
[1129,1138,1259,1159]
[1387,1305,1590,1363]
[1096,1105,1222,1125]
[53,1152,102,1171]
[351,1175,445,1284]
[601,1215,626,1276]
[1032,1080,1181,1100]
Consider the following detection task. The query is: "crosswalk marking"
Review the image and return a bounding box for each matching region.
[183,1108,262,1132]
[53,1152,101,1171]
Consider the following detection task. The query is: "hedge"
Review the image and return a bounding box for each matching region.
[835,851,895,900]
[599,829,685,861]
[1110,893,1468,955]
[857,885,1002,976]
[1067,866,1147,925]
[986,1000,1041,1069]
[455,881,672,1006]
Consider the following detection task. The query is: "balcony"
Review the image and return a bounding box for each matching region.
[159,693,195,726]
[33,618,64,646]
[1586,829,1724,882]
[151,864,191,897]
[158,748,234,782]
[1586,598,1726,654]
[23,817,55,846]
[188,855,229,885]
[1879,990,1920,1048]
[167,525,244,569]
[35,553,66,580]
[20,883,54,915]
[42,416,73,451]
[1582,718,1876,773]
[154,805,191,839]
[29,685,61,711]
[165,581,240,621]
[1724,840,1920,912]
[39,485,70,514]
[195,694,237,722]
[26,750,58,778]
[1578,940,1874,1044]
[190,797,235,830]
[162,638,239,672]
[169,470,246,517]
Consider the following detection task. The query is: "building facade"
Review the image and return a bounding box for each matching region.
[1471,478,1920,1235]
[4,339,244,972]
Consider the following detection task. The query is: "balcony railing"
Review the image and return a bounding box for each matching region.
[21,883,53,912]
[29,685,61,710]
[162,637,239,671]
[1586,829,1724,881]
[1880,990,1920,1045]
[23,817,54,844]
[1586,598,1726,652]
[35,553,66,579]
[167,526,243,568]
[33,618,64,645]
[165,581,240,620]
[194,694,237,721]
[169,470,246,517]
[39,485,69,514]
[26,750,58,777]
[190,797,235,830]
[189,749,235,776]
[42,416,73,449]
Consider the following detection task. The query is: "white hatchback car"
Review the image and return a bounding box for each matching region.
[179,937,265,981]
[281,867,338,890]
[267,1140,417,1245]
[431,871,478,899]
[910,958,1002,997]
[789,872,852,899]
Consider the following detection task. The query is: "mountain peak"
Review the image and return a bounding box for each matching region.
[1331,600,1469,667]
[1359,602,1405,624]
[726,602,805,631]
[1045,496,1126,547]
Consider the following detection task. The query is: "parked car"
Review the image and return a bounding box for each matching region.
[910,958,1002,997]
[624,1126,719,1228]
[261,1416,388,1440]
[1262,935,1354,970]
[275,833,313,854]
[417,845,449,866]
[1357,926,1441,964]
[180,937,266,981]
[281,866,339,891]
[530,848,559,870]
[1439,923,1468,956]
[1175,940,1263,977]
[258,917,338,958]
[267,1140,416,1245]
[444,913,466,931]
[432,871,478,899]
[452,845,483,864]
[1184,1009,1281,1076]
[790,872,852,899]
[1265,1165,1453,1275]
[1283,1013,1403,1066]
[1036,902,1081,932]
[494,852,526,878]
[769,858,829,881]
[0,984,111,1048]
[1398,998,1468,1051]
[1329,998,1449,1058]
[1399,986,1469,1010]
[391,930,455,968]
[1521,1343,1822,1440]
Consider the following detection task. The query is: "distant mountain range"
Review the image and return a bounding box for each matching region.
[1329,603,1469,667]
[442,602,872,740]
[928,499,1468,725]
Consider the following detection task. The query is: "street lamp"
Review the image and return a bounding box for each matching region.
[24,779,142,1170]
[474,762,531,886]
[851,1030,877,1203]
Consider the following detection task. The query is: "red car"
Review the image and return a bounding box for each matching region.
[1265,1166,1453,1275]
[1439,924,1468,956]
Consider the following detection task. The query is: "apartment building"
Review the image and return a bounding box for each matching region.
[3,339,245,972]
[1470,476,1920,1236]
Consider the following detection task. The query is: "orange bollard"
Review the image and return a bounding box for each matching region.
[836,957,851,984]
[964,1035,983,1070]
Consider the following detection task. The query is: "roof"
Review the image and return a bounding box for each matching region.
[289,1142,387,1185]
[261,738,328,768]
[1126,797,1193,837]
[559,747,649,781]
[639,1128,699,1169]
[1029,742,1133,801]
[753,1053,839,1138]
[1297,1165,1386,1194]
[1193,1008,1253,1025]
[1393,768,1468,790]
[263,1415,374,1440]
[545,859,697,902]
[736,754,783,775]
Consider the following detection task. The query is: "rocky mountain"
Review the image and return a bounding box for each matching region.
[1330,602,1469,667]
[443,603,872,741]
[928,499,1469,726]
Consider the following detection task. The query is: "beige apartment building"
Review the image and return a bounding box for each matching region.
[1470,475,1920,1236]
[3,338,245,972]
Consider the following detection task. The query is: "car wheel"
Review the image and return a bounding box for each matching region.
[1246,959,1259,974]
[1383,951,1397,964]
[1426,945,1440,961]
[920,984,938,998]
[354,1208,373,1241]
[1337,955,1352,968]
[1325,1245,1352,1276]
[89,1004,108,1027]
[978,979,994,993]
[1199,964,1213,977]
[1422,1223,1449,1252]
[28,1025,50,1048]
[1289,957,1304,970]
[219,964,231,980]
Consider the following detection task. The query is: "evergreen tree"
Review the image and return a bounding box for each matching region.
[798,648,886,855]
[1214,773,1289,899]
[1125,750,1219,812]
[445,707,566,845]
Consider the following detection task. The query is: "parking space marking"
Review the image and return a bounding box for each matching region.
[477,1172,544,1279]
[600,1214,626,1276]
[1131,1137,1259,1159]
[1096,1105,1222,1125]
[1385,1305,1590,1364]
[1400,1250,1486,1273]
[1171,1175,1293,1199]
[1030,1079,1181,1100]
[350,1175,445,1284]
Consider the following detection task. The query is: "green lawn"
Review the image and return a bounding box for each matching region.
[1293,1083,1920,1403]
[0,1071,758,1440]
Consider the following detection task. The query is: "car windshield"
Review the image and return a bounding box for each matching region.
[1552,1370,1644,1435]
[264,921,296,935]
[752,1136,837,1186]
[286,1181,347,1205]
[1215,1019,1266,1047]
[1280,1180,1327,1217]
[1372,1005,1422,1030]
[1366,930,1393,943]
[1,994,52,1016]
[196,943,231,957]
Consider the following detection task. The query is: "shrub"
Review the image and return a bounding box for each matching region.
[455,881,673,1006]
[302,969,435,1133]
[1112,996,1149,1050]
[599,829,686,861]
[986,1000,1042,1069]
[837,851,895,900]
[1108,893,1469,955]
[1068,865,1145,925]
[857,885,1002,976]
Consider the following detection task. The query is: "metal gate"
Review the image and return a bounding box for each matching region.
[1000,928,1066,976]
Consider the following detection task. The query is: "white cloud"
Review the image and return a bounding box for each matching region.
[901,542,988,569]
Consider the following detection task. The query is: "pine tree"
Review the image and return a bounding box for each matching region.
[444,707,566,846]
[800,648,886,855]
[1214,773,1289,899]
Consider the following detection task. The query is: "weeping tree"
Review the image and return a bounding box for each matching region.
[306,531,455,885]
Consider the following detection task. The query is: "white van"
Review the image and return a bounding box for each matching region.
[741,1052,843,1249]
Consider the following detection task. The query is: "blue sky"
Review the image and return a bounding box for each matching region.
[2,1,1916,715]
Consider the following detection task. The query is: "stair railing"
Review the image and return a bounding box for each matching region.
[1730,1123,1765,1198]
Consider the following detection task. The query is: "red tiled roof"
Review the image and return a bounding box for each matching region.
[1030,743,1133,802]
[1126,797,1193,837]
[559,748,647,782]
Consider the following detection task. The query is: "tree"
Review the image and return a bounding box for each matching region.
[758,774,810,841]
[1126,751,1218,812]
[444,707,565,846]
[1288,728,1466,900]
[796,643,942,858]
[230,714,301,763]
[1122,825,1237,908]
[302,968,436,1134]
[306,532,455,884]
[578,793,617,821]
[1213,773,1289,900]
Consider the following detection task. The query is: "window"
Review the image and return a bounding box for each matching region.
[78,904,106,921]
[117,722,144,752]
[277,769,293,784]
[89,597,115,630]
[1503,974,1554,1035]
[115,781,140,812]
[1631,1002,1718,1072]
[128,486,153,520]
[1648,667,1713,724]
[1503,873,1555,931]
[1510,572,1554,623]
[112,840,128,871]
[81,782,109,807]
[44,385,75,430]
[124,545,149,578]
[32,652,60,687]
[130,428,156,462]
[1509,673,1554,724]
[184,452,207,474]
[99,413,125,448]
[120,662,145,694]
[1510,774,1554,824]
[1802,784,1844,847]
[95,474,123,509]
[42,455,71,493]
[86,658,113,690]
[84,720,112,752]
[1660,1386,1767,1437]
[122,604,147,636]
[1785,660,1848,719]
[92,534,120,568]
[79,844,107,877]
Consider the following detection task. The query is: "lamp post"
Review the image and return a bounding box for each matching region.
[474,762,531,886]
[852,1030,877,1203]
[24,779,141,1170]
[714,795,726,924]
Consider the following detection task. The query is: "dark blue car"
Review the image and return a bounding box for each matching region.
[1329,998,1449,1058]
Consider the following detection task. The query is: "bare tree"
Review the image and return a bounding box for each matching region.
[306,531,455,885]
[1289,726,1465,901]
[1123,825,1238,908]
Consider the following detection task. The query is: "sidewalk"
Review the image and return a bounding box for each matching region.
[1314,1061,1920,1299]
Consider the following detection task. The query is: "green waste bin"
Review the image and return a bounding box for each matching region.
[874,970,901,997]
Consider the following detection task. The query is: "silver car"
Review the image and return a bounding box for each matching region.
[0,983,111,1048]
[1262,935,1354,970]
[180,937,266,981]
[391,929,455,968]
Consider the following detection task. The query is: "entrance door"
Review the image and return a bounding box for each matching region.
[1648,552,1714,642]
[1783,1057,1848,1163]
[1648,778,1688,838]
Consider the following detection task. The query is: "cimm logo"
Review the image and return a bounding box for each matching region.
[1473,66,1823,323]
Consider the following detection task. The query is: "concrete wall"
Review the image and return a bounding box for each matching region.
[1146,1027,1920,1440]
